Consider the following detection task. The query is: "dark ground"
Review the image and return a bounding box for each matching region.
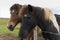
[0,34,44,40]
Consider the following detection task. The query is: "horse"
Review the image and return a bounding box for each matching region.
[18,4,60,40]
[7,4,34,40]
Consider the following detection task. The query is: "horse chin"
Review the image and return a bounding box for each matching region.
[8,25,15,31]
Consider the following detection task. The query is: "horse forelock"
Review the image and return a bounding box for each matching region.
[10,4,19,10]
[10,4,23,12]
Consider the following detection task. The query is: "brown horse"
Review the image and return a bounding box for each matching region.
[7,4,34,40]
[7,4,22,31]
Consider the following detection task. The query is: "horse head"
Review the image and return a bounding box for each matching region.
[7,4,22,31]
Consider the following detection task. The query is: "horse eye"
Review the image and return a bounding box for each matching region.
[16,12,18,15]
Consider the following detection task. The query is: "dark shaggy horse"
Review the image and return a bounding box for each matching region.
[19,5,60,40]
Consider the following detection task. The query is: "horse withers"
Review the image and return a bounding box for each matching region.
[19,4,60,40]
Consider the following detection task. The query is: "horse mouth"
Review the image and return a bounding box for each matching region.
[8,25,14,31]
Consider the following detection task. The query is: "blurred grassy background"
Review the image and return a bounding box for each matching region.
[0,18,21,36]
[0,18,42,37]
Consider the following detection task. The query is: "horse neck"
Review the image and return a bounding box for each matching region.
[37,19,59,34]
[34,7,47,30]
[35,8,59,33]
[41,14,59,34]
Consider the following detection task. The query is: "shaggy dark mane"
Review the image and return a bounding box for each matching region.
[10,4,19,11]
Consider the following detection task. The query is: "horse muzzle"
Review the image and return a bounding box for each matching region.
[7,25,15,31]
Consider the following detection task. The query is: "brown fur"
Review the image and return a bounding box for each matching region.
[7,4,33,40]
[19,5,28,17]
[7,4,22,27]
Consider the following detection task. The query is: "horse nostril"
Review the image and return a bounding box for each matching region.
[8,25,14,31]
[8,25,12,28]
[10,25,13,27]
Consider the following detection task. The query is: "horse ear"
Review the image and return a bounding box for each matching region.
[28,4,33,12]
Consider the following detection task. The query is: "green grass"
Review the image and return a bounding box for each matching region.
[0,18,42,37]
[0,18,21,36]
